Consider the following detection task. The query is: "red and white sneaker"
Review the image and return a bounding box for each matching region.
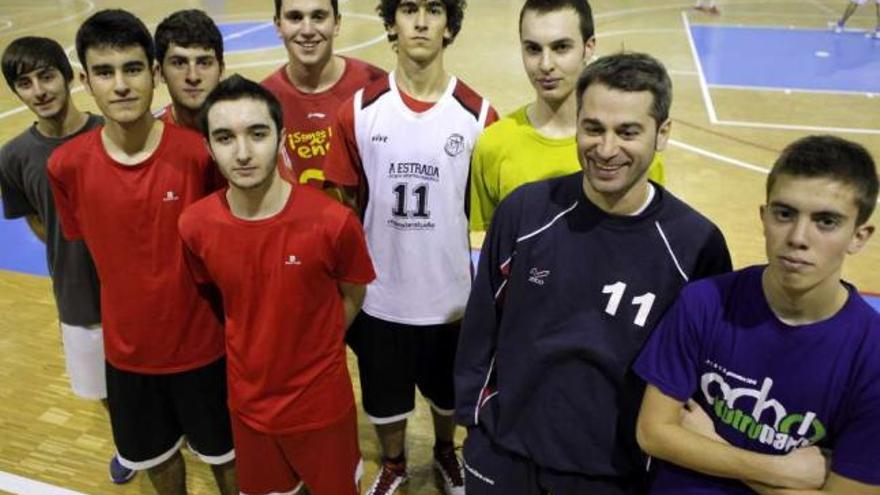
[433,447,465,495]
[365,459,408,495]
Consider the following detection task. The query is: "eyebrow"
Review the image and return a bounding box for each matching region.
[617,122,644,130]
[283,7,330,15]
[522,37,576,45]
[580,118,643,126]
[210,124,272,136]
[89,63,114,72]
[769,201,847,218]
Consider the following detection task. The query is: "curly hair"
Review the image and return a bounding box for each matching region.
[376,0,467,47]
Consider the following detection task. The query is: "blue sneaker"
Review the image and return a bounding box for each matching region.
[109,455,136,484]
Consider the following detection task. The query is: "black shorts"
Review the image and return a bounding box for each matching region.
[346,311,459,423]
[463,426,647,495]
[106,358,234,470]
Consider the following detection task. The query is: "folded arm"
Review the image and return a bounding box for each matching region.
[636,384,826,490]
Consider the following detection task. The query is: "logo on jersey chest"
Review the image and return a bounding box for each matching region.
[387,162,440,181]
[284,254,302,266]
[287,127,331,160]
[162,190,180,202]
[528,267,550,285]
[444,133,465,157]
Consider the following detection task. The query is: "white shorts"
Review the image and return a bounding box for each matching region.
[60,322,107,400]
[850,0,880,5]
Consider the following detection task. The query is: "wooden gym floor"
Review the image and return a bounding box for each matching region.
[0,0,878,493]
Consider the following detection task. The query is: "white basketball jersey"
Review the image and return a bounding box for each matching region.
[353,72,490,324]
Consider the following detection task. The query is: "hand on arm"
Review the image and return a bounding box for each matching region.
[636,385,826,489]
[679,400,842,494]
[339,282,366,329]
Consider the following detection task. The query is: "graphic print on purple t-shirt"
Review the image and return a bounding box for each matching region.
[699,358,825,452]
[633,265,880,490]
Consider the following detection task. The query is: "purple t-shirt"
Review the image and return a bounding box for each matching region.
[634,265,880,493]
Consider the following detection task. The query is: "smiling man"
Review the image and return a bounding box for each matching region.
[454,52,731,494]
[47,10,235,495]
[180,74,375,495]
[262,0,385,186]
[153,9,225,130]
[635,135,880,495]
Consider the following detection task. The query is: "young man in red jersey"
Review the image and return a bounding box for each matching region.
[154,9,225,129]
[324,1,498,493]
[47,10,235,495]
[0,36,135,485]
[263,0,386,186]
[180,74,375,495]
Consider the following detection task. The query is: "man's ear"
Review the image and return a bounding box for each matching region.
[847,223,875,255]
[79,70,93,96]
[655,119,672,152]
[582,36,597,63]
[155,61,167,85]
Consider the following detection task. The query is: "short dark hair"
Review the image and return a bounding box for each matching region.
[767,135,878,226]
[2,37,74,91]
[274,0,340,19]
[199,74,284,143]
[519,0,594,42]
[155,10,225,66]
[576,52,672,126]
[76,9,155,70]
[377,0,467,47]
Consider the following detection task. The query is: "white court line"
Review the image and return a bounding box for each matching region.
[598,28,682,38]
[680,10,719,123]
[714,118,880,136]
[595,3,694,20]
[708,83,878,98]
[0,471,88,495]
[720,12,833,19]
[1,0,95,37]
[223,21,274,41]
[669,138,880,204]
[668,138,769,174]
[686,21,864,32]
[0,20,13,32]
[220,31,388,68]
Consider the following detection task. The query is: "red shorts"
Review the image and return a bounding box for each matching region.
[231,407,361,495]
